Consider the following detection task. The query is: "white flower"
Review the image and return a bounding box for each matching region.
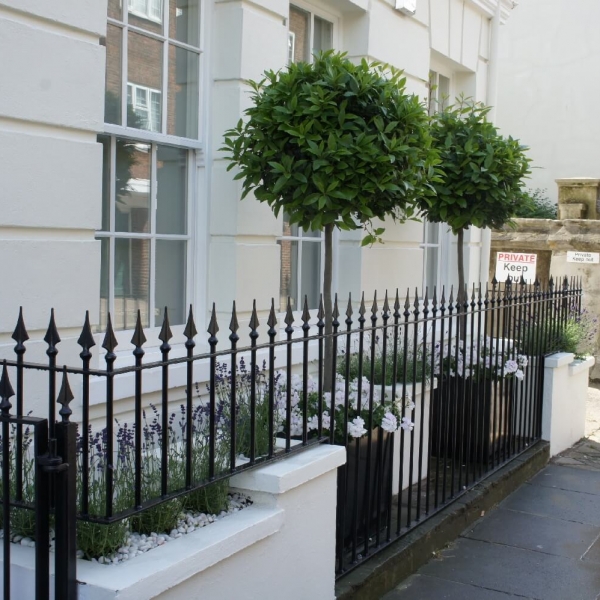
[380,412,398,432]
[322,412,331,431]
[307,415,319,432]
[400,417,414,431]
[348,416,367,438]
[518,355,528,368]
[503,359,518,375]
[515,369,524,381]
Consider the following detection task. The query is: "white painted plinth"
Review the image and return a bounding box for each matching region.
[542,353,595,457]
[1,445,346,600]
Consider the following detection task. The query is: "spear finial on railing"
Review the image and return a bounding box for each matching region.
[12,307,29,351]
[302,296,311,326]
[249,299,259,334]
[285,297,294,332]
[267,298,277,332]
[383,290,390,317]
[208,303,220,340]
[57,366,74,423]
[158,308,173,345]
[77,311,96,355]
[44,308,61,350]
[0,361,14,414]
[131,310,147,349]
[345,293,353,323]
[102,313,118,354]
[371,291,378,317]
[184,305,198,342]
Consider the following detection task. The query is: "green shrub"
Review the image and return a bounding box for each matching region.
[131,498,183,536]
[513,188,557,219]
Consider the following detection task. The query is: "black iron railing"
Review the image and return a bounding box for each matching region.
[0,275,582,597]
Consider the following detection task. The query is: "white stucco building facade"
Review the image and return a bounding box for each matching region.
[0,0,513,368]
[496,0,600,206]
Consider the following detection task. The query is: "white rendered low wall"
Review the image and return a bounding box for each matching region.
[542,353,595,456]
[2,444,345,600]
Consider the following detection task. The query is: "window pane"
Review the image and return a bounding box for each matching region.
[128,32,163,131]
[167,45,199,139]
[99,135,111,231]
[289,6,309,63]
[128,0,163,35]
[313,17,333,55]
[301,241,321,309]
[105,25,122,125]
[155,240,186,326]
[426,221,439,245]
[114,238,150,330]
[171,0,200,47]
[99,237,110,332]
[279,239,298,312]
[439,75,450,111]
[115,140,151,233]
[108,0,122,20]
[425,247,439,295]
[157,145,187,234]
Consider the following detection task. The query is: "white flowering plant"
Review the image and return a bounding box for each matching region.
[281,373,415,444]
[434,337,528,381]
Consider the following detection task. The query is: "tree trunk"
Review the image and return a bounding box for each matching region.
[457,228,466,340]
[323,223,334,393]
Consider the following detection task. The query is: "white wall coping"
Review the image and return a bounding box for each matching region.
[76,504,283,600]
[570,356,595,376]
[230,444,346,495]
[544,352,575,369]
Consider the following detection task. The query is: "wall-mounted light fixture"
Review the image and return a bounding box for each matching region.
[395,0,416,16]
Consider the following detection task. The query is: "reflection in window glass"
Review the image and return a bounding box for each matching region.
[99,238,110,332]
[167,46,199,139]
[155,240,186,326]
[115,140,151,233]
[279,239,299,312]
[172,0,200,46]
[127,32,163,131]
[114,238,151,330]
[289,6,309,63]
[104,25,122,125]
[313,17,332,55]
[157,145,187,235]
[301,241,321,310]
[99,135,111,231]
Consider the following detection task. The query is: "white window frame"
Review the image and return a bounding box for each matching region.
[127,83,162,132]
[128,0,164,24]
[101,0,205,343]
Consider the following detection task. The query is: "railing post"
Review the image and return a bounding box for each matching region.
[54,368,78,600]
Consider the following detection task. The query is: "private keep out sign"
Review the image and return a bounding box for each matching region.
[495,252,537,283]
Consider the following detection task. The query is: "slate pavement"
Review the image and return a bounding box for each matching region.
[382,386,600,600]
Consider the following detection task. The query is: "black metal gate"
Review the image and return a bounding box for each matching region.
[1,363,77,600]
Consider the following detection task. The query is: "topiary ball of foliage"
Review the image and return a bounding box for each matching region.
[222,50,437,241]
[419,99,531,234]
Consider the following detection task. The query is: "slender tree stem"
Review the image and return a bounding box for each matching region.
[457,227,466,340]
[324,223,334,392]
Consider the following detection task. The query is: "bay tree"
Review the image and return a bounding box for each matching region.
[417,99,531,316]
[222,51,437,390]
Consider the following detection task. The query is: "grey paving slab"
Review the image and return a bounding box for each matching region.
[382,574,525,600]
[529,464,600,496]
[419,538,600,600]
[464,507,600,559]
[501,482,600,526]
[582,535,600,564]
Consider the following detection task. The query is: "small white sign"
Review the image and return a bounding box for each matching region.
[495,252,537,283]
[567,251,599,264]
